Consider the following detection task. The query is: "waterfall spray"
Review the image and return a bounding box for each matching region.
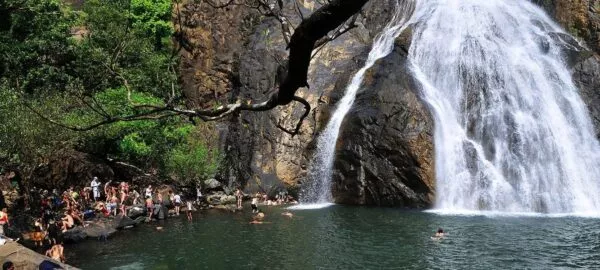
[409,0,600,214]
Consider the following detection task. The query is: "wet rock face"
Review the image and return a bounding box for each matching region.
[216,1,381,194]
[573,55,600,138]
[332,39,434,208]
[184,0,600,208]
[534,0,600,54]
[535,1,600,138]
[184,0,435,206]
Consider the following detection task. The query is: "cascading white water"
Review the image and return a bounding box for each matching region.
[409,0,600,214]
[297,1,416,206]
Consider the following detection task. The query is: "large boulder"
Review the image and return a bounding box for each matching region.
[204,178,222,189]
[206,193,236,205]
[332,31,434,207]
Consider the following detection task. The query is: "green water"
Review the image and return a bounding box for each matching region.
[67,205,600,269]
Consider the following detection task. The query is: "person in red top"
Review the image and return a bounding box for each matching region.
[0,208,10,236]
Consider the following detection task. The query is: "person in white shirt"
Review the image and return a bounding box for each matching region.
[173,193,182,215]
[196,186,202,204]
[91,177,101,202]
[145,185,153,198]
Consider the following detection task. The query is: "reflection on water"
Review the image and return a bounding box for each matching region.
[68,206,600,269]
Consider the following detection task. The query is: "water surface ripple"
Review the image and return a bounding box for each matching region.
[68,206,600,269]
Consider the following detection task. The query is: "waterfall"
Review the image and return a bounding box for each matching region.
[296,1,416,207]
[409,0,600,214]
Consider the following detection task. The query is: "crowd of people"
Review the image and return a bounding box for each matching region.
[0,176,303,266]
[0,176,206,264]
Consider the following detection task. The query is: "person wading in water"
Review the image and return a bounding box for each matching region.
[235,188,243,209]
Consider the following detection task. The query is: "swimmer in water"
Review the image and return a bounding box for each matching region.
[281,211,293,218]
[431,228,445,240]
[250,210,268,224]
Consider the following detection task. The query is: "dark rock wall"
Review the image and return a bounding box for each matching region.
[178,0,600,207]
[333,39,434,207]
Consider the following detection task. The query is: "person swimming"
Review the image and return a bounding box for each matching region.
[431,228,445,240]
[281,211,293,218]
[249,210,267,224]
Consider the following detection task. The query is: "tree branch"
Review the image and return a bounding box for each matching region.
[276,96,311,137]
[31,0,370,135]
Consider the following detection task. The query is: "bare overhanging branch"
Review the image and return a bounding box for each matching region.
[29,0,371,136]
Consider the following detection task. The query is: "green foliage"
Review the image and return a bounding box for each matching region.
[0,86,76,167]
[120,132,152,157]
[165,125,221,186]
[0,0,77,95]
[0,0,220,186]
[130,0,173,49]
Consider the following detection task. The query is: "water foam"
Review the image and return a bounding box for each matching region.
[410,0,600,214]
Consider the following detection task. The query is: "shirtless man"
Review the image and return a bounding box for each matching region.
[235,188,243,209]
[61,211,74,232]
[110,193,119,216]
[145,196,154,220]
[250,211,269,224]
[186,200,193,221]
[45,243,65,263]
[432,228,446,240]
[0,208,9,236]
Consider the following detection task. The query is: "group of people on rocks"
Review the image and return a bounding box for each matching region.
[234,188,298,212]
[0,175,303,266]
[0,176,207,264]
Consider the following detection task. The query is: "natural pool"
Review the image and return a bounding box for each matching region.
[67,205,600,269]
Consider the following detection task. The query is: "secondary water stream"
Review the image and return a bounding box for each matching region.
[298,0,415,206]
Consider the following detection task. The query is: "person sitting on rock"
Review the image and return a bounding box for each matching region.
[60,211,74,232]
[45,242,65,263]
[145,185,153,198]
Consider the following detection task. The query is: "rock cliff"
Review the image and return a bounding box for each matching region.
[180,0,600,207]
